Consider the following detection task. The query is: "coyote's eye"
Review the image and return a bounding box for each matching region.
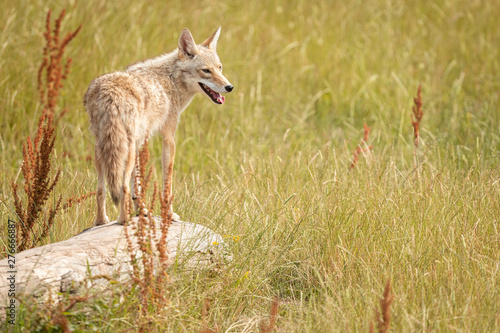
[219,65,222,72]
[202,68,211,74]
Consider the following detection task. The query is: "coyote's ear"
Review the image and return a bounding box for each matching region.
[178,28,199,60]
[201,27,221,50]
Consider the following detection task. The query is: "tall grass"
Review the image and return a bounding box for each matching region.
[1,0,499,331]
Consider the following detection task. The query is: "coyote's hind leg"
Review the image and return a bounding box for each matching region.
[117,139,137,224]
[94,149,110,226]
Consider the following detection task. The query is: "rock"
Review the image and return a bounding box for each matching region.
[0,217,230,305]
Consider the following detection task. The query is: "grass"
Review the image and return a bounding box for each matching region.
[1,0,499,331]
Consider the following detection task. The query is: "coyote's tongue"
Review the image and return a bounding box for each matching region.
[213,91,225,104]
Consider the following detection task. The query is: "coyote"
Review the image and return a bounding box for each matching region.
[84,27,233,225]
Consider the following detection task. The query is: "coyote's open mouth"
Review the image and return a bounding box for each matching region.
[199,83,225,104]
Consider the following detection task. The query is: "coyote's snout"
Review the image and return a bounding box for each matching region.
[84,27,233,225]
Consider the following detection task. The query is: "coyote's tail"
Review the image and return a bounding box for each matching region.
[94,106,129,206]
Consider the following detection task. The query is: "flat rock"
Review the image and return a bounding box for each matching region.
[0,217,230,305]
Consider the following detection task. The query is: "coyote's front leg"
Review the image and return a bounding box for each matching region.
[162,135,179,221]
[131,160,148,216]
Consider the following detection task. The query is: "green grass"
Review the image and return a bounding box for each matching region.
[1,0,499,331]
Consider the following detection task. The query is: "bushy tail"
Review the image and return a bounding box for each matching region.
[93,107,129,206]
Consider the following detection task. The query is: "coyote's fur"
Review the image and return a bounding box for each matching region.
[84,27,233,225]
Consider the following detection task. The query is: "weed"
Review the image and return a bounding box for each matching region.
[37,9,82,122]
[411,85,424,148]
[260,297,279,333]
[350,123,373,170]
[199,297,218,333]
[369,280,394,333]
[62,191,96,210]
[124,138,173,316]
[10,9,80,251]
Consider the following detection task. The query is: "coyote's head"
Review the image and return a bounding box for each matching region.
[177,27,233,104]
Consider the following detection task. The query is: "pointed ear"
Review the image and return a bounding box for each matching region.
[201,27,221,50]
[178,28,199,60]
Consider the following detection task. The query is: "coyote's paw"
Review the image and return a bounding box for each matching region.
[117,214,128,225]
[136,207,149,216]
[94,215,110,226]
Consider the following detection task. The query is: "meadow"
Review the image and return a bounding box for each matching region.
[1,0,499,331]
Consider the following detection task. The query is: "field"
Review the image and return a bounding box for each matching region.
[1,0,499,331]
